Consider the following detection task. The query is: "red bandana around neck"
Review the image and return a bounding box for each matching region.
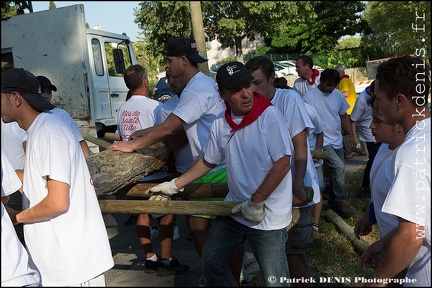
[341,74,350,79]
[307,69,320,85]
[225,91,272,133]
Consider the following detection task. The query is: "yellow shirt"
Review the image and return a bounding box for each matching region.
[337,77,357,115]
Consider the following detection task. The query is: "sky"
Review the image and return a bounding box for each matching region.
[31,1,141,42]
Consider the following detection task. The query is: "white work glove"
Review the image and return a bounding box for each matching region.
[148,194,171,201]
[148,178,184,196]
[231,200,267,223]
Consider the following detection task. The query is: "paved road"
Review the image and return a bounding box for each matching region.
[103,155,368,287]
[104,213,260,287]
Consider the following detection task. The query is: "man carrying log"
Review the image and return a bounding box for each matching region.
[115,64,189,277]
[146,61,294,287]
[108,37,231,285]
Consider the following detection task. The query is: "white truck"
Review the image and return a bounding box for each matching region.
[1,4,138,152]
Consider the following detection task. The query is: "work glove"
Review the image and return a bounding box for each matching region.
[148,178,184,196]
[148,194,170,201]
[231,199,267,223]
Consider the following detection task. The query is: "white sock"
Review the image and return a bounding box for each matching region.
[162,257,172,265]
[147,254,158,261]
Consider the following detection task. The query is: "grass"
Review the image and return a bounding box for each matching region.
[245,160,381,287]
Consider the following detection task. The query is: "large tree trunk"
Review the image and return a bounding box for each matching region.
[86,150,166,196]
[84,134,174,196]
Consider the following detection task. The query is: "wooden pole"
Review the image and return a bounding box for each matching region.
[83,134,112,150]
[99,200,241,216]
[126,183,229,198]
[324,209,369,254]
[189,1,209,75]
[310,150,329,160]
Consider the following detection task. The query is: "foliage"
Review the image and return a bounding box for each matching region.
[48,1,56,10]
[133,41,165,86]
[362,1,431,64]
[132,1,369,67]
[134,1,193,58]
[265,1,369,54]
[1,1,31,19]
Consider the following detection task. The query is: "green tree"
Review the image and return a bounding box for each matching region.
[1,1,31,20]
[362,1,431,64]
[134,1,193,58]
[49,1,56,10]
[134,1,311,58]
[265,1,368,54]
[133,41,165,85]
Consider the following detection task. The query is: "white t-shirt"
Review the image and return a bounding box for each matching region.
[116,95,167,181]
[173,71,226,173]
[369,144,399,237]
[158,95,194,173]
[22,113,114,286]
[272,89,320,206]
[1,119,27,170]
[381,118,430,287]
[350,88,375,143]
[303,86,350,149]
[293,75,320,97]
[305,103,324,168]
[48,108,84,142]
[1,152,40,287]
[204,106,293,230]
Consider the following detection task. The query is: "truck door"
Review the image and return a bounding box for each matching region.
[87,32,133,132]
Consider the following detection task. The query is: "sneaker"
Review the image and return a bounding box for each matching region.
[150,226,159,240]
[173,224,180,241]
[198,275,209,287]
[145,258,160,274]
[156,257,190,277]
[240,266,250,284]
[333,201,357,219]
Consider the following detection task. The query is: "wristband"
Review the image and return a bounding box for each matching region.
[368,202,377,224]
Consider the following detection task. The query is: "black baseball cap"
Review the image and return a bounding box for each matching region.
[36,75,57,91]
[1,68,55,111]
[165,37,208,63]
[216,61,254,90]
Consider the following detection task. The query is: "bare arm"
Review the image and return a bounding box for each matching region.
[372,219,422,284]
[108,113,183,152]
[350,120,363,153]
[80,140,91,158]
[175,158,216,188]
[340,113,356,150]
[291,130,308,206]
[315,131,324,152]
[251,155,291,203]
[13,178,70,224]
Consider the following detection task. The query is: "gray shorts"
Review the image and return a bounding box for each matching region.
[285,206,313,254]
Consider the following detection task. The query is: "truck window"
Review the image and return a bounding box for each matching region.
[91,39,104,76]
[105,42,132,77]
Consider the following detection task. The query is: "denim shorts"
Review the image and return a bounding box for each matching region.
[285,206,313,254]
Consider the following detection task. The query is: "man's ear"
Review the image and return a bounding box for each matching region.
[395,93,409,111]
[11,91,25,107]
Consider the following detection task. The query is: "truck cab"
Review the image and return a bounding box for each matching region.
[1,4,138,151]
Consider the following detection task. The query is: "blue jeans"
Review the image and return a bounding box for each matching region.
[201,216,289,287]
[323,145,347,207]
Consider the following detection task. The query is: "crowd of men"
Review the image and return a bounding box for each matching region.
[1,36,430,287]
